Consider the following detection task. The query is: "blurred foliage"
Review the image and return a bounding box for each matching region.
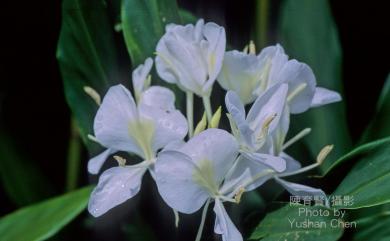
[361,73,390,143]
[57,0,121,153]
[279,0,352,171]
[0,133,54,206]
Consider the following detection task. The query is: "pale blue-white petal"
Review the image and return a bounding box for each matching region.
[274,177,328,206]
[155,150,210,214]
[139,105,188,153]
[88,165,147,217]
[258,44,288,87]
[280,152,301,172]
[247,84,289,134]
[139,86,176,111]
[225,91,254,148]
[275,60,316,114]
[180,128,239,185]
[218,51,264,104]
[201,22,226,94]
[310,87,342,108]
[132,58,153,95]
[214,199,243,241]
[93,85,144,157]
[221,155,274,196]
[87,148,116,174]
[241,152,286,172]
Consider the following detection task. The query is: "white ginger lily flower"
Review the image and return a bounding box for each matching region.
[88,83,188,217]
[225,86,328,203]
[87,58,154,174]
[225,84,289,172]
[155,129,244,241]
[155,19,226,97]
[219,44,341,113]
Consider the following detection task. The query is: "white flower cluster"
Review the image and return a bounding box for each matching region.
[86,19,341,241]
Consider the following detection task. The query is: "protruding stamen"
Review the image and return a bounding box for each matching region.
[257,113,277,141]
[173,209,180,228]
[287,83,307,103]
[249,40,256,54]
[282,128,312,150]
[83,86,101,106]
[317,145,334,164]
[87,134,99,143]
[113,155,126,167]
[234,187,245,204]
[243,45,249,54]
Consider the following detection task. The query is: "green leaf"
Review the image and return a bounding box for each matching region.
[0,133,54,206]
[279,0,352,171]
[120,0,185,107]
[121,0,181,66]
[179,9,197,24]
[57,0,120,151]
[250,204,343,241]
[351,210,390,241]
[321,136,390,176]
[360,73,390,142]
[0,186,92,241]
[333,138,390,209]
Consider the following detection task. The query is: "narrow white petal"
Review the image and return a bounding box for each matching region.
[247,83,289,134]
[214,199,243,241]
[274,177,328,206]
[241,152,286,172]
[88,165,147,217]
[225,91,254,148]
[155,150,209,214]
[132,58,153,95]
[221,155,274,195]
[93,85,144,157]
[87,148,116,174]
[310,87,342,108]
[280,152,301,172]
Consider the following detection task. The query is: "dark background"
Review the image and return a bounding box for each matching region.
[0,0,389,240]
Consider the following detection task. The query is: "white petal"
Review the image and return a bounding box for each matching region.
[155,150,209,214]
[132,58,153,95]
[201,22,226,93]
[247,84,289,134]
[88,166,147,217]
[87,148,116,174]
[259,44,288,86]
[274,177,328,206]
[214,199,243,241]
[139,105,188,152]
[139,86,176,111]
[221,155,274,195]
[218,51,264,104]
[310,87,342,108]
[93,85,144,157]
[225,91,254,148]
[275,60,316,114]
[180,128,239,185]
[241,152,286,172]
[280,152,301,172]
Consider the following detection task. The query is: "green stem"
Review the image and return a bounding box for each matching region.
[256,0,269,48]
[186,91,194,138]
[195,199,210,241]
[202,95,213,123]
[65,118,82,192]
